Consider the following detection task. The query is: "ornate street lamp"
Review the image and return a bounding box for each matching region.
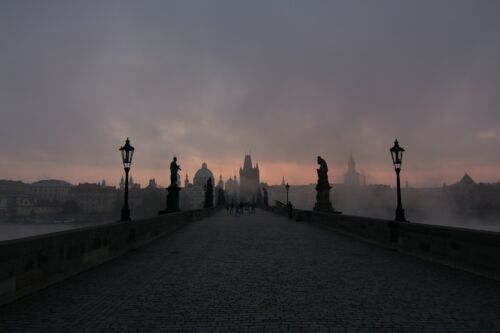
[285,182,290,204]
[119,138,135,221]
[390,139,406,222]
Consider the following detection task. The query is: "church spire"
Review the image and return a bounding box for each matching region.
[348,153,355,171]
[218,174,224,188]
[243,154,253,171]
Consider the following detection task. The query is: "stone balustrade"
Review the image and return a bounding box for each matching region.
[0,209,216,306]
[268,206,500,281]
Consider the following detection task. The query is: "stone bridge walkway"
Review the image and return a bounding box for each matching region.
[1,210,500,332]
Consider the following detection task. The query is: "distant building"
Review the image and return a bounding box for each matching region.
[69,183,118,214]
[216,175,224,191]
[180,173,204,211]
[215,175,225,206]
[33,199,63,216]
[193,162,214,188]
[0,180,32,216]
[119,176,141,190]
[343,154,361,187]
[180,163,216,210]
[14,195,35,216]
[442,173,482,213]
[225,175,239,202]
[142,178,164,217]
[0,194,7,216]
[0,179,67,217]
[30,179,73,203]
[455,173,476,188]
[0,180,30,196]
[146,178,158,189]
[239,154,260,201]
[130,177,141,189]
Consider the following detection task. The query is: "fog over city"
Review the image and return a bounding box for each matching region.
[3,5,500,330]
[1,1,499,188]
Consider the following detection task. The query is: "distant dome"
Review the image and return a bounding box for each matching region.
[193,162,214,187]
[31,179,73,187]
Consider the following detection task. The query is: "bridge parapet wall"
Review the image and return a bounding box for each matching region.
[0,209,216,306]
[268,206,500,281]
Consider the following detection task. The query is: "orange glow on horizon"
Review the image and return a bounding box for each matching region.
[1,155,498,189]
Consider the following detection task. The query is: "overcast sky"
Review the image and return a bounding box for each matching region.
[1,1,499,187]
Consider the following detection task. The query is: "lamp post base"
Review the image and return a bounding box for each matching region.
[395,208,406,222]
[121,207,131,221]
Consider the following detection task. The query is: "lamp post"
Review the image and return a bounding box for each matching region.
[390,139,406,222]
[285,182,290,205]
[285,182,292,218]
[119,138,135,221]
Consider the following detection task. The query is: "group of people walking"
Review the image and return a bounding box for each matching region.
[227,201,256,216]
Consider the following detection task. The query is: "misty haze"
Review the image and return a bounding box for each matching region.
[1,1,500,332]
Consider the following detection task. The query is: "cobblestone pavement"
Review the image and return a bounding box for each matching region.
[1,209,500,332]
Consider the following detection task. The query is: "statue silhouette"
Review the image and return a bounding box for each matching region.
[314,155,335,212]
[316,156,330,187]
[170,157,181,187]
[159,156,182,214]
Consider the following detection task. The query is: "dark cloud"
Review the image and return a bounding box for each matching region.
[1,0,499,185]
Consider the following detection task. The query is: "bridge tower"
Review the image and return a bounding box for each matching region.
[239,154,260,202]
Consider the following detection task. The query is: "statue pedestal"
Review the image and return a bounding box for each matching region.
[313,156,341,214]
[158,185,181,214]
[314,184,338,213]
[314,188,334,211]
